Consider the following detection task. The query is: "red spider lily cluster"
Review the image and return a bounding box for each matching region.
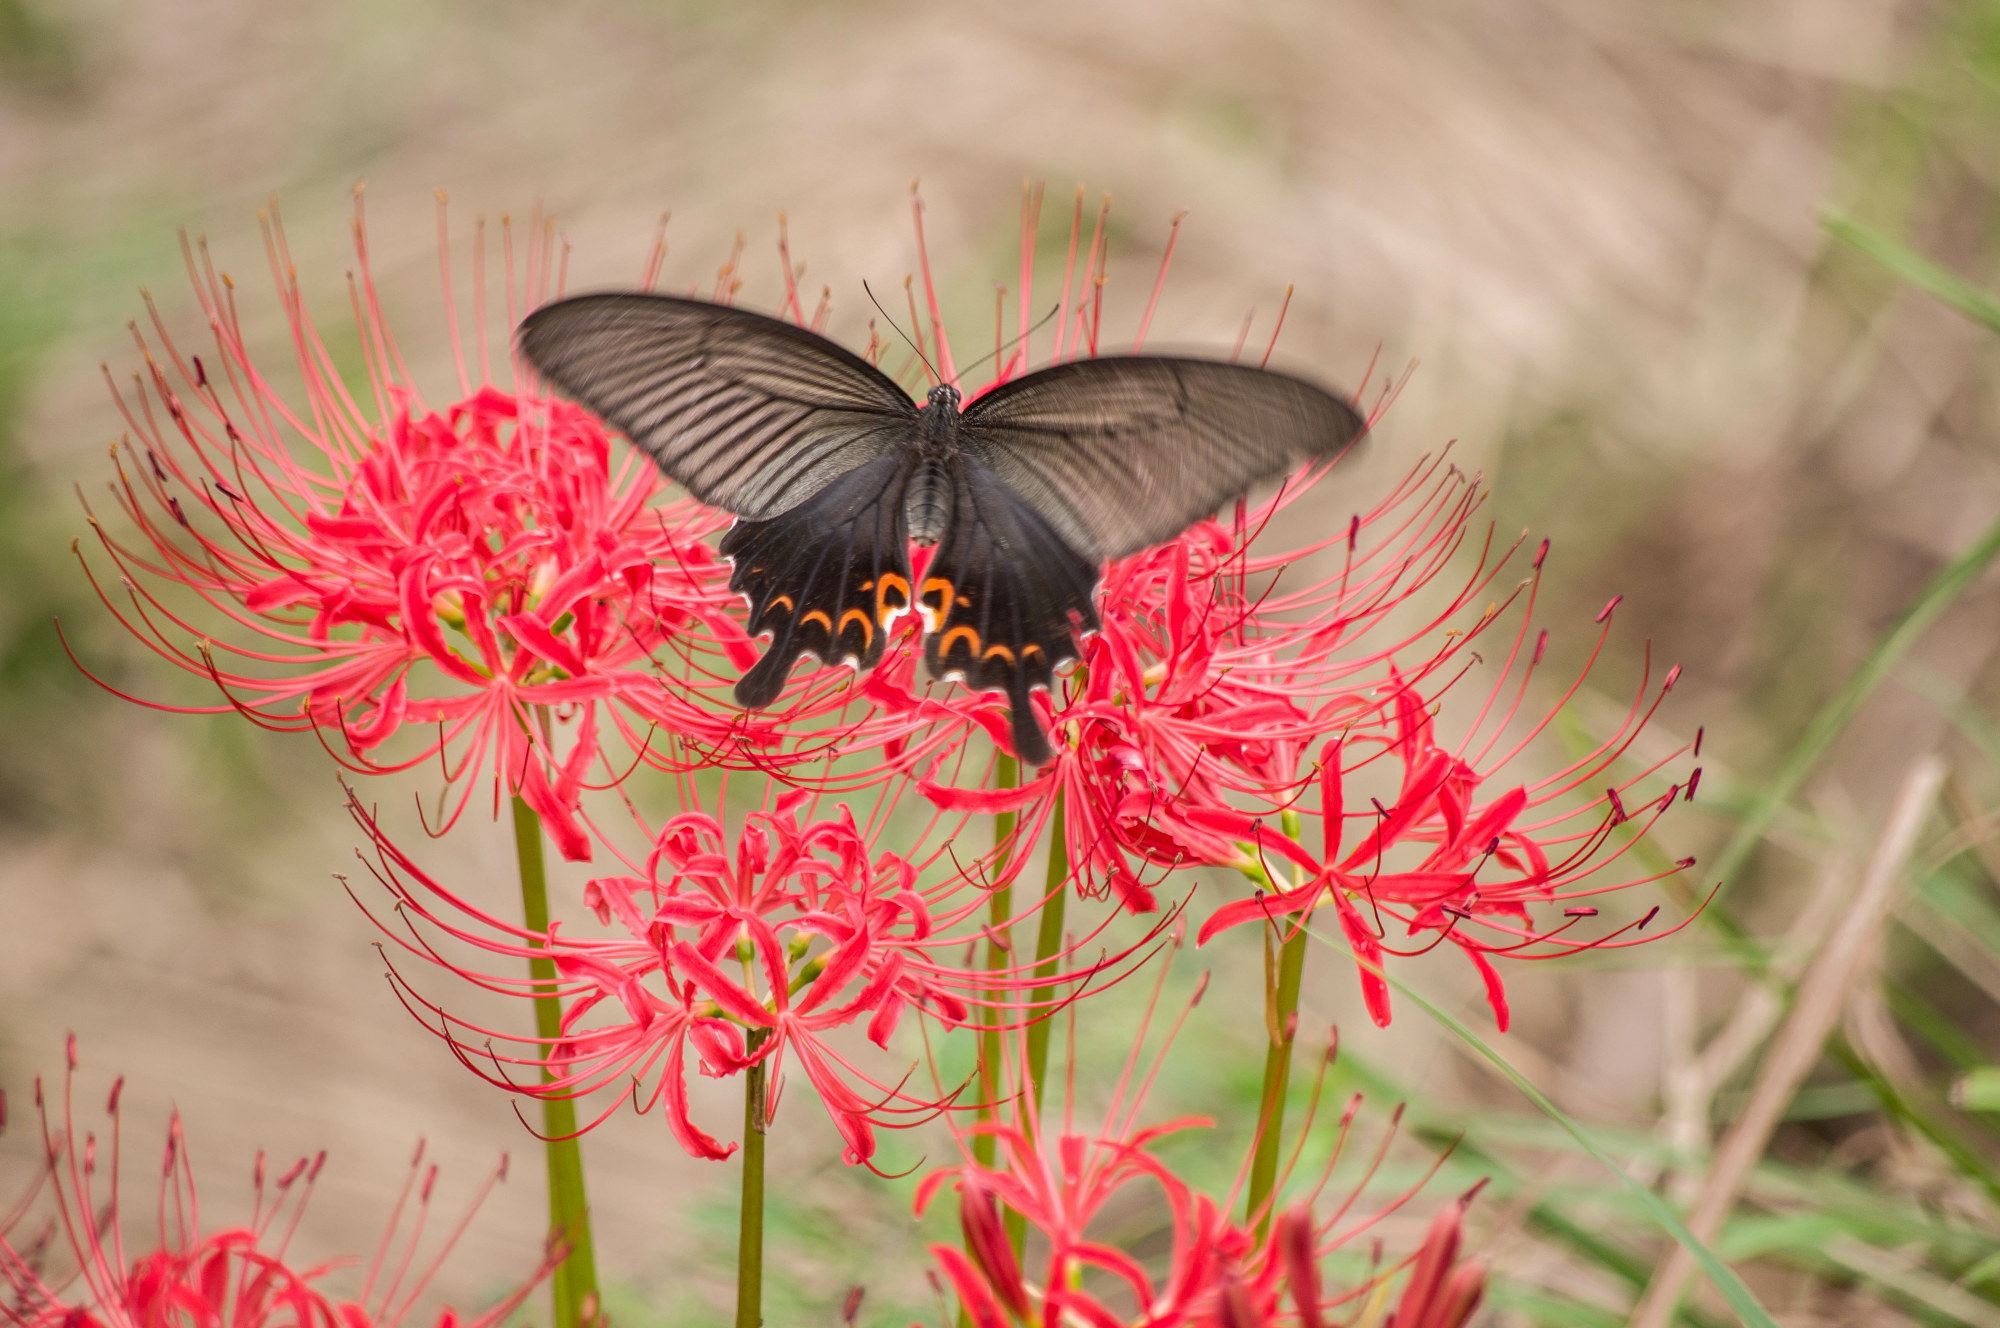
[916,453,1494,914]
[1188,592,1698,1032]
[75,187,1698,1022]
[916,991,1487,1328]
[0,1038,549,1328]
[930,1157,1485,1328]
[349,775,1149,1167]
[70,185,1702,1322]
[73,202,761,859]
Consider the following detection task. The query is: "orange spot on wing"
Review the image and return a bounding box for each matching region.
[838,609,874,645]
[767,595,795,614]
[875,572,911,620]
[801,609,834,631]
[939,625,981,658]
[1021,643,1045,662]
[920,577,954,607]
[956,595,971,607]
[982,643,1016,663]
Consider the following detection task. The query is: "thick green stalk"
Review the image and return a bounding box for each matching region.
[1023,793,1069,1109]
[974,754,1020,1169]
[511,797,600,1328]
[1004,794,1070,1253]
[735,1028,773,1328]
[1244,916,1309,1235]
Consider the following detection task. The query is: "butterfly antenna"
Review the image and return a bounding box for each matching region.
[956,302,1063,383]
[862,279,938,384]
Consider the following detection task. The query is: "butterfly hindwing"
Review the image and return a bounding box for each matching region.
[720,452,918,708]
[920,459,1101,764]
[518,293,919,520]
[959,356,1366,561]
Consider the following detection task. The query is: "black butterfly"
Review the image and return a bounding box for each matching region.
[516,294,1366,764]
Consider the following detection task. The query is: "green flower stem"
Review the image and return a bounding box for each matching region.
[1244,914,1309,1236]
[735,1027,773,1328]
[1007,794,1070,1252]
[1023,792,1069,1110]
[975,753,1020,1170]
[510,796,600,1328]
[1242,809,1311,1235]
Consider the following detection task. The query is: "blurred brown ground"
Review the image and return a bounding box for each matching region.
[1,1,1996,1323]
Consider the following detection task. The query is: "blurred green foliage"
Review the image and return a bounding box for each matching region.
[0,227,98,827]
[0,0,79,95]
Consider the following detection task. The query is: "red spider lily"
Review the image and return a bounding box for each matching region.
[347,778,1147,1168]
[0,1037,551,1328]
[1378,1202,1488,1328]
[932,1189,1483,1328]
[918,450,1504,912]
[914,975,1486,1327]
[72,196,768,858]
[1194,562,1701,1031]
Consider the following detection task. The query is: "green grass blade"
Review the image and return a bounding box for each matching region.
[1705,510,2000,911]
[1699,218,2000,925]
[1357,954,1781,1328]
[1956,1067,2000,1113]
[1823,213,2000,334]
[1419,1131,1732,1328]
[1485,1285,1631,1327]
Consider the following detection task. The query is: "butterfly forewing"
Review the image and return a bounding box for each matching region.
[959,357,1366,561]
[920,459,1101,765]
[721,452,919,707]
[518,293,920,520]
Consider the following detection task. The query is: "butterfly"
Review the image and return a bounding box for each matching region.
[516,293,1367,764]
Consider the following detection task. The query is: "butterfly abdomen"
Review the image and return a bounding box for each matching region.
[905,458,951,546]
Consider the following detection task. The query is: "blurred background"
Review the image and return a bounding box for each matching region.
[4,1,2000,1324]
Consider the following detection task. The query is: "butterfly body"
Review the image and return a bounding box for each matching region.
[904,386,964,544]
[517,293,1365,764]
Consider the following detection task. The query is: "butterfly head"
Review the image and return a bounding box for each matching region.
[925,384,962,412]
